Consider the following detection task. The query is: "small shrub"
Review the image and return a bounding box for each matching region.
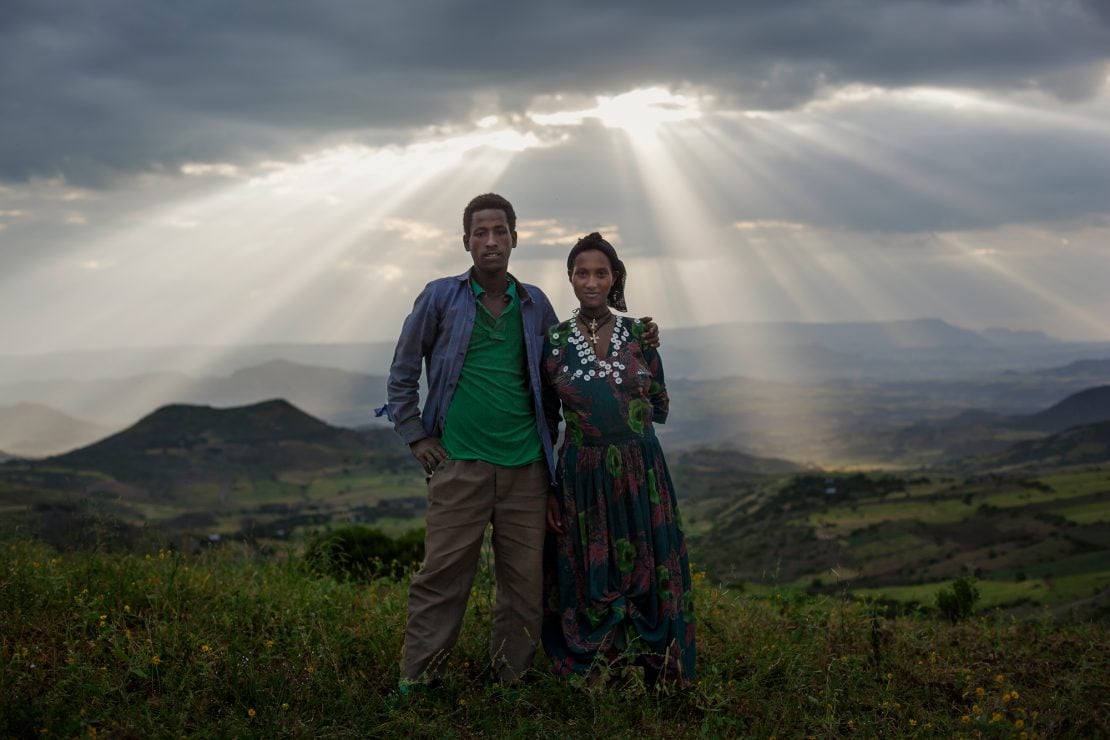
[935,576,980,623]
[305,525,424,579]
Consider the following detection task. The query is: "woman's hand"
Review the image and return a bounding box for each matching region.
[546,489,564,534]
[639,316,661,348]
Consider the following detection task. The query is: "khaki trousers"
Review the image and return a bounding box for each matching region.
[401,458,548,683]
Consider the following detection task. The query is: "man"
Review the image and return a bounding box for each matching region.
[383,192,559,688]
[382,193,657,688]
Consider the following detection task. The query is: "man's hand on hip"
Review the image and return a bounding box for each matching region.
[410,437,448,476]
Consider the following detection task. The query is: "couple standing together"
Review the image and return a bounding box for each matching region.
[382,193,695,691]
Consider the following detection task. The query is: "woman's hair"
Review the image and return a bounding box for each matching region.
[567,232,627,311]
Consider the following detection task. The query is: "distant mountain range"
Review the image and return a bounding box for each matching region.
[3,319,1109,385]
[881,385,1110,463]
[661,318,1110,381]
[0,403,110,458]
[2,319,1109,464]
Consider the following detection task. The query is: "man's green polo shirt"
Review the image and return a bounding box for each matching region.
[441,278,544,467]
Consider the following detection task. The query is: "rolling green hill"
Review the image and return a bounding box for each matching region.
[0,400,422,549]
[4,396,1109,617]
[1017,385,1110,432]
[983,420,1110,469]
[874,384,1110,465]
[46,398,406,502]
[688,466,1110,618]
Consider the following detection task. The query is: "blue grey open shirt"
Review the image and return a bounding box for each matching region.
[378,270,561,485]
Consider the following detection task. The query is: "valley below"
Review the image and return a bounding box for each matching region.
[2,320,1109,620]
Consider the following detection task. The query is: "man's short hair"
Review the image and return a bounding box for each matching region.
[463,193,517,236]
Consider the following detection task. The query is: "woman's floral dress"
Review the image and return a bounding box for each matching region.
[541,315,695,682]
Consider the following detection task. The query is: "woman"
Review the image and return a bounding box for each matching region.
[541,232,695,686]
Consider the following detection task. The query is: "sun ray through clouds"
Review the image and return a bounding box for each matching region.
[4,127,542,421]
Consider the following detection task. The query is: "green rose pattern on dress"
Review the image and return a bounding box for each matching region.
[540,316,695,683]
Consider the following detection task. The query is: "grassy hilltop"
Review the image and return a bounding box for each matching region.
[2,539,1108,738]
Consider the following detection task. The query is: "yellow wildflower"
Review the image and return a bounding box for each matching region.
[1010,690,1020,700]
[975,687,985,696]
[995,674,1004,684]
[151,656,161,665]
[200,645,211,653]
[458,698,467,707]
[972,704,981,715]
[1014,719,1024,729]
[961,716,972,724]
[991,712,1002,723]
[909,719,917,727]
[247,708,256,718]
[265,640,274,648]
[281,703,289,711]
[1002,693,1011,703]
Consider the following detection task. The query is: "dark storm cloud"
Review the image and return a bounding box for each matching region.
[2,0,1107,185]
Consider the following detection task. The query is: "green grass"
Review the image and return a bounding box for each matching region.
[808,499,972,530]
[2,540,1107,738]
[850,571,1110,611]
[850,578,1050,609]
[1052,500,1110,524]
[304,472,421,500]
[1038,470,1110,496]
[997,550,1110,579]
[847,532,930,559]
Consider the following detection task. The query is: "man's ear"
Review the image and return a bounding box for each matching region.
[511,231,518,248]
[463,234,470,251]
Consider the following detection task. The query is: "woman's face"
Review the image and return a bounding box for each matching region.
[570,249,614,313]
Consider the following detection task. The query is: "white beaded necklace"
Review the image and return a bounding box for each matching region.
[563,315,631,383]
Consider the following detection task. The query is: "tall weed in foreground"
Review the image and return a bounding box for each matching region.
[1,540,1107,738]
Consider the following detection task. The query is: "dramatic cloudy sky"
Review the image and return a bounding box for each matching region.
[3,0,1109,356]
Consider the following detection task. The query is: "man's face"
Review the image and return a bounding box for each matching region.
[465,208,516,274]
